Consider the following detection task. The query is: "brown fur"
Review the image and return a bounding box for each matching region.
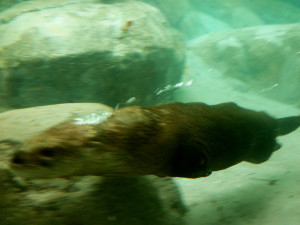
[10,102,300,179]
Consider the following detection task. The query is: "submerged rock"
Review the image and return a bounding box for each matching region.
[140,0,190,28]
[181,0,300,39]
[0,170,186,225]
[0,103,113,141]
[179,10,232,40]
[188,0,300,27]
[0,0,184,108]
[189,24,300,106]
[0,103,186,225]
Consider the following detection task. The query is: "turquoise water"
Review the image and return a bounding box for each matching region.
[0,0,299,224]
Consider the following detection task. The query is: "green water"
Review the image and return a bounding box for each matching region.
[0,0,299,224]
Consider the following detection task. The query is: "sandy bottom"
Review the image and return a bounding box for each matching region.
[173,65,300,225]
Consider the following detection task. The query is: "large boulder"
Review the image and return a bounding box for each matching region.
[188,24,300,106]
[139,0,190,28]
[180,0,300,39]
[0,0,184,108]
[178,10,232,40]
[0,103,113,142]
[0,103,186,225]
[0,170,186,225]
[0,0,28,13]
[188,0,300,26]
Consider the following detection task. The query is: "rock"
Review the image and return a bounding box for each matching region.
[181,0,300,39]
[181,0,263,40]
[0,103,186,225]
[189,24,300,106]
[0,0,184,108]
[0,102,113,142]
[179,11,231,40]
[244,0,300,24]
[188,0,300,27]
[0,0,28,13]
[0,170,186,225]
[140,0,190,28]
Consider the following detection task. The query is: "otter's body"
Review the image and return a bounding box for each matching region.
[10,102,300,179]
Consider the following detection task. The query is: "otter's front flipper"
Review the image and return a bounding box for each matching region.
[276,116,300,136]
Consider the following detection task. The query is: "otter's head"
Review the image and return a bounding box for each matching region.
[10,122,100,179]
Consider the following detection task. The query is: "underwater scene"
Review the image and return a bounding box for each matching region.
[0,0,300,224]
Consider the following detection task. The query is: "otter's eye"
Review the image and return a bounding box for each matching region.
[12,152,26,164]
[38,148,58,157]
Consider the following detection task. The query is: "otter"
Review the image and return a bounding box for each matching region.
[10,102,300,179]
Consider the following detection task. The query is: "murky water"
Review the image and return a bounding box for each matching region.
[0,0,299,225]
